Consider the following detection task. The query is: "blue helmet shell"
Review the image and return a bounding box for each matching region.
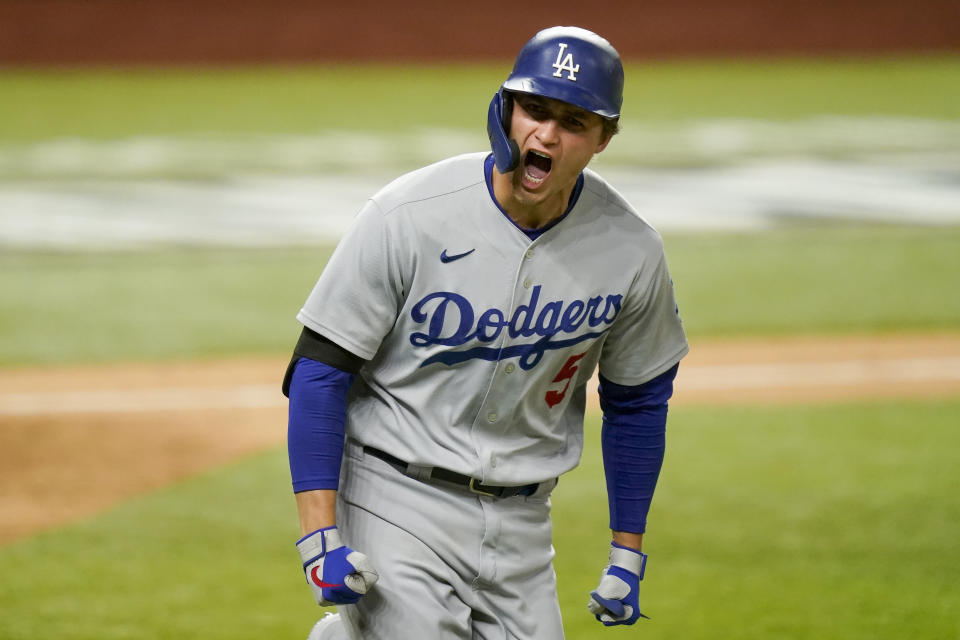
[504,26,623,118]
[487,26,624,172]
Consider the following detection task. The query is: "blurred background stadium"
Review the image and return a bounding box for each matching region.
[1,2,958,639]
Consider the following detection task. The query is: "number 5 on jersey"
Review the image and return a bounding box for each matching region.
[545,352,586,408]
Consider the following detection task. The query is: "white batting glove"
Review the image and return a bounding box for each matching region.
[296,526,379,607]
[587,543,649,626]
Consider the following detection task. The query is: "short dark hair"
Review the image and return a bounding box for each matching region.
[601,117,621,141]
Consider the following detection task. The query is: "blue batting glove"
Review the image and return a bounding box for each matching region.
[296,526,378,607]
[588,542,649,626]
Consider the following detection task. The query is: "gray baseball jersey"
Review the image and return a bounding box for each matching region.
[298,151,688,486]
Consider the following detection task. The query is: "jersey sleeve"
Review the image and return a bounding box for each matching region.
[599,245,688,386]
[296,199,405,360]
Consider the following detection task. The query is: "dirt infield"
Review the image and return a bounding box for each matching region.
[2,332,959,545]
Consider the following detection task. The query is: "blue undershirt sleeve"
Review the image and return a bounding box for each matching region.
[599,363,679,534]
[287,357,355,493]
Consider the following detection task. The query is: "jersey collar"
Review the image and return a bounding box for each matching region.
[484,153,585,242]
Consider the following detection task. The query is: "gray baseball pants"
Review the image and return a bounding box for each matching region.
[335,438,564,640]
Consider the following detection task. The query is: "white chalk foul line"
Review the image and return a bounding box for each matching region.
[0,384,285,416]
[676,357,960,391]
[1,356,959,417]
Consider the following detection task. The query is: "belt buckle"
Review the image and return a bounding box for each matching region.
[469,477,499,497]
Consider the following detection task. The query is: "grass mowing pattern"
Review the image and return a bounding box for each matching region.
[4,224,960,366]
[0,400,957,639]
[1,56,958,143]
[0,246,333,366]
[667,224,960,337]
[555,400,960,639]
[1,55,958,638]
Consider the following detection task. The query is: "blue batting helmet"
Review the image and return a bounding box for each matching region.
[487,26,624,172]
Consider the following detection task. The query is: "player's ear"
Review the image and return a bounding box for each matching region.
[595,131,613,154]
[596,134,611,154]
[595,117,618,153]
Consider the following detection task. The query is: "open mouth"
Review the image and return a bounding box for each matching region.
[523,150,552,185]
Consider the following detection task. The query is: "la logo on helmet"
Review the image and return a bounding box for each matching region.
[551,43,580,81]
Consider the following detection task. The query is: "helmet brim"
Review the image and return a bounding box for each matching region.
[502,77,620,120]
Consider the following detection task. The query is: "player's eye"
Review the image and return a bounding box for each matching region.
[527,104,549,119]
[518,98,549,119]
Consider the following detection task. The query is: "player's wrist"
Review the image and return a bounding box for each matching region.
[295,489,338,536]
[611,530,643,552]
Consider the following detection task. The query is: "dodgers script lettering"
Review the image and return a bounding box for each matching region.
[409,285,622,370]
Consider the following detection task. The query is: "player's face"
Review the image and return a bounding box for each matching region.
[504,93,611,220]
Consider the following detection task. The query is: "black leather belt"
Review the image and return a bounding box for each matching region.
[362,445,541,498]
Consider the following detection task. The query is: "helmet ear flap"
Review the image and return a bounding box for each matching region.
[486,90,521,173]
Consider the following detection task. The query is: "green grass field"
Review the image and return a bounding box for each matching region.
[2,223,959,366]
[1,56,958,143]
[2,55,959,640]
[1,400,957,639]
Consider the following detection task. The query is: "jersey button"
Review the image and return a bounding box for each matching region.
[525,249,535,259]
[487,412,498,423]
[504,363,516,374]
[523,278,533,289]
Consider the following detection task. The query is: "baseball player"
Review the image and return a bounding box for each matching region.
[284,26,688,639]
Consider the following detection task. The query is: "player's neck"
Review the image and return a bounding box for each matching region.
[491,168,572,231]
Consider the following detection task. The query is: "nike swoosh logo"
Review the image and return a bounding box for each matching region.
[310,566,342,589]
[440,248,476,263]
